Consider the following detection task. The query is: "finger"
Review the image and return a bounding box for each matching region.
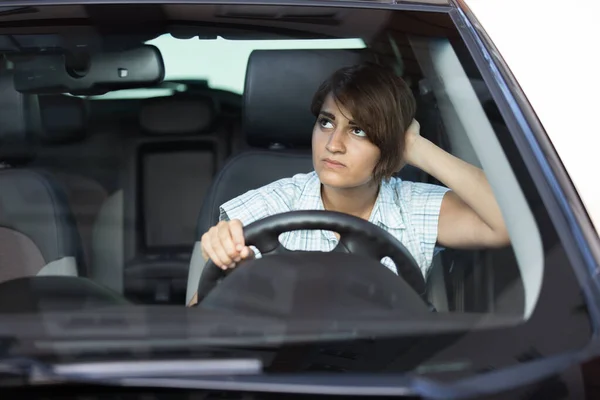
[202,233,225,269]
[412,119,421,134]
[213,238,234,268]
[229,219,245,248]
[240,246,254,259]
[216,222,239,262]
[207,226,231,268]
[212,227,235,267]
[407,118,419,134]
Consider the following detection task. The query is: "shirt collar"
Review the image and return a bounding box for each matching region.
[295,171,325,211]
[370,178,406,230]
[296,171,406,230]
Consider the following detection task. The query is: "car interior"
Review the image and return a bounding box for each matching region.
[0,4,531,318]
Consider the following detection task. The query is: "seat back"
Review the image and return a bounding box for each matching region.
[189,49,376,304]
[0,73,84,283]
[136,95,224,252]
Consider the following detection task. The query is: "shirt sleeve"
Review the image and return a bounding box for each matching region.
[218,174,307,224]
[218,188,270,225]
[405,181,450,268]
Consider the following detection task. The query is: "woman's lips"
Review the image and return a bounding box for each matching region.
[322,158,346,169]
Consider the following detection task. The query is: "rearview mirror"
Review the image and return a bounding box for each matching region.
[12,45,165,94]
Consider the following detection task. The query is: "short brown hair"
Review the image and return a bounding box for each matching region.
[311,62,416,183]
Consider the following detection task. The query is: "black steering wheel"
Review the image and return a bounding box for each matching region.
[196,210,426,303]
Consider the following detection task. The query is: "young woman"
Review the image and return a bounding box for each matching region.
[188,62,509,306]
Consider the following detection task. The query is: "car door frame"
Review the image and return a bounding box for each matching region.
[450,0,600,324]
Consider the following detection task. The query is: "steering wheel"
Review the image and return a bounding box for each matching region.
[196,210,426,303]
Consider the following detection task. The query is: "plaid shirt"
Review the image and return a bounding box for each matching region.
[220,171,449,278]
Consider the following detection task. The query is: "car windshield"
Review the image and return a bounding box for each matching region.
[0,2,591,386]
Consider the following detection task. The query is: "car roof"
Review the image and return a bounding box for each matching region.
[465,0,600,235]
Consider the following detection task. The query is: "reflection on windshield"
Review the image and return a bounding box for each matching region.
[148,35,366,94]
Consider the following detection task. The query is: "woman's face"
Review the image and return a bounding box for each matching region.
[312,93,381,190]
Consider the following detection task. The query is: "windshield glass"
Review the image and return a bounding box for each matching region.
[0,2,591,385]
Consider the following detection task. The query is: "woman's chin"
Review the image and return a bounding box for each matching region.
[316,169,377,191]
[317,170,354,189]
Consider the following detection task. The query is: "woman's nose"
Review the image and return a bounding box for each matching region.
[325,129,346,153]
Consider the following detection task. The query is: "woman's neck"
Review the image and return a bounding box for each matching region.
[321,181,380,220]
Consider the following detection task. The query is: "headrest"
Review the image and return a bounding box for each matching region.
[243,49,365,149]
[0,71,40,162]
[38,94,87,144]
[139,96,215,135]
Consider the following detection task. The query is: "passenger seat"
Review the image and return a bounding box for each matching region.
[0,72,85,283]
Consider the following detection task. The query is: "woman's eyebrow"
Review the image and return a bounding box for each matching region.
[320,110,358,126]
[320,111,336,120]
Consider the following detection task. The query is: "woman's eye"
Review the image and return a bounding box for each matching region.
[351,128,367,137]
[319,118,334,129]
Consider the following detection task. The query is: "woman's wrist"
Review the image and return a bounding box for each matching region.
[405,135,432,170]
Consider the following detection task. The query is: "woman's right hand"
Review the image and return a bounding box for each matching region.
[200,219,254,270]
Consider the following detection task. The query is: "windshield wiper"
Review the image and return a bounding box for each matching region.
[54,358,263,379]
[0,357,263,386]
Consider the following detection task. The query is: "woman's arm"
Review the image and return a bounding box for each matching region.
[404,120,510,248]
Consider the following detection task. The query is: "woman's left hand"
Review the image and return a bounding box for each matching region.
[402,119,423,167]
[403,119,510,249]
